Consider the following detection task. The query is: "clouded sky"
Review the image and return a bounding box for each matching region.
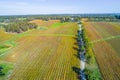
[0,0,120,15]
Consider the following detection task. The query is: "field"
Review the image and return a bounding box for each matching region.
[83,22,120,80]
[0,20,80,80]
[29,20,61,28]
[0,29,15,42]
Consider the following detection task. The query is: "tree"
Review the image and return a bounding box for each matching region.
[4,22,37,33]
[0,66,5,76]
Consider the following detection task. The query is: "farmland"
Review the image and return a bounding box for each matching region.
[0,20,80,80]
[0,29,15,42]
[83,22,120,80]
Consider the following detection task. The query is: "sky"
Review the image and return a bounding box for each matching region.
[0,0,120,15]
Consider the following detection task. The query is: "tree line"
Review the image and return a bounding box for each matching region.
[4,22,37,33]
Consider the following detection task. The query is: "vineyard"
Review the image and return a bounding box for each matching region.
[83,22,120,80]
[0,20,80,80]
[0,29,15,42]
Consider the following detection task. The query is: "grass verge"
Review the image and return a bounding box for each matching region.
[82,24,102,80]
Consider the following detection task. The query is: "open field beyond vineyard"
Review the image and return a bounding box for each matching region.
[83,22,120,80]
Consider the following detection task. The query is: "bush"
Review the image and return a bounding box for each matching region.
[0,66,5,76]
[85,68,102,80]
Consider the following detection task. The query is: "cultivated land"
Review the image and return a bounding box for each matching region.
[0,29,14,42]
[0,20,80,80]
[83,22,120,80]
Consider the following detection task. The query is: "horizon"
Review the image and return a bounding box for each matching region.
[0,13,120,16]
[0,0,120,15]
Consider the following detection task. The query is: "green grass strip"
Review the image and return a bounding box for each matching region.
[90,34,120,43]
[25,34,75,37]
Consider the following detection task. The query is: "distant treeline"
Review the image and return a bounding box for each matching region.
[87,17,120,22]
[4,22,37,33]
[0,15,80,23]
[1,14,120,23]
